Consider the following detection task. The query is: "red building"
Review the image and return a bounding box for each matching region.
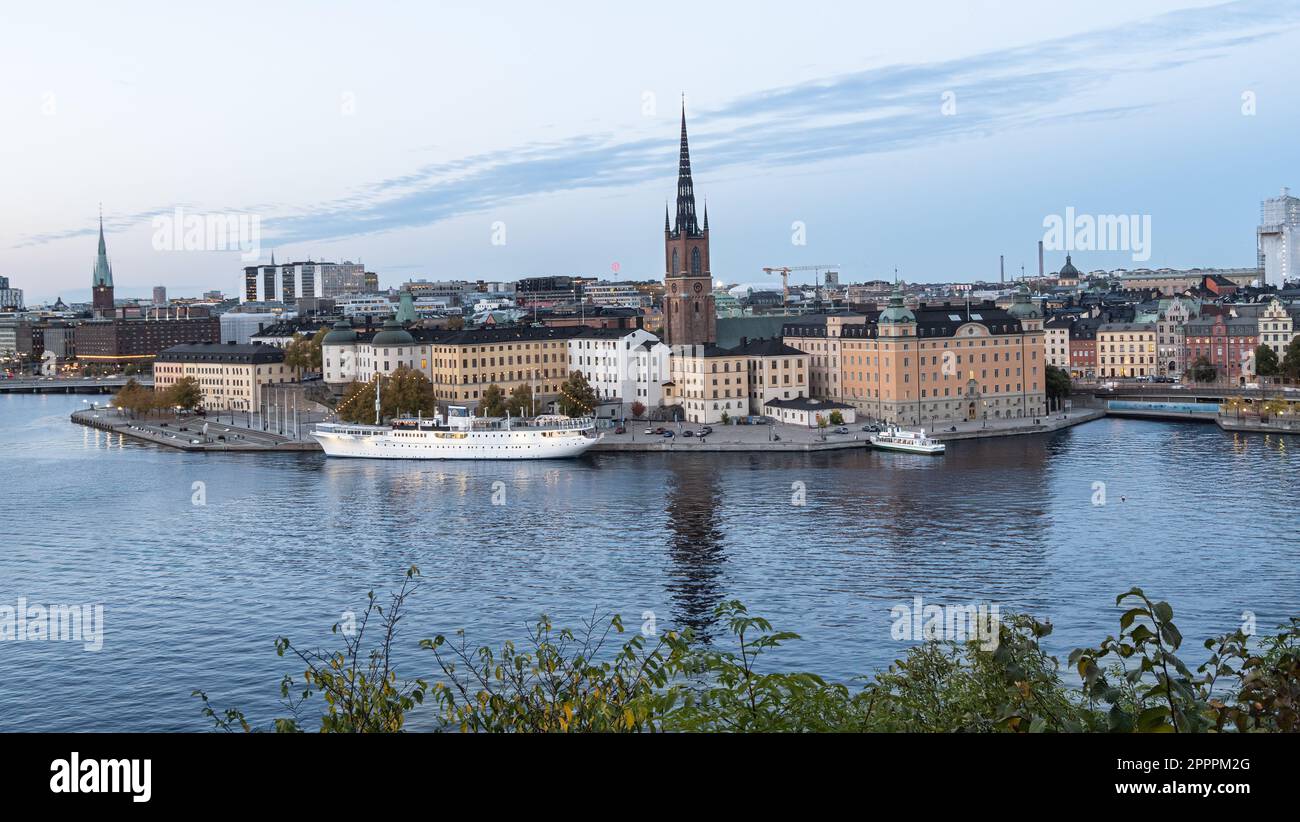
[1182,315,1258,383]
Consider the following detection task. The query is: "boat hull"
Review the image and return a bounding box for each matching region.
[870,440,945,455]
[311,426,599,460]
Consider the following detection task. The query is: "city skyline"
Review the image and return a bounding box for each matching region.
[4,0,1300,303]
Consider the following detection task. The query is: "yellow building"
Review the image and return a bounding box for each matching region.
[731,337,810,415]
[153,342,293,411]
[780,313,867,401]
[667,344,749,423]
[422,326,579,408]
[1097,322,1157,378]
[792,286,1047,426]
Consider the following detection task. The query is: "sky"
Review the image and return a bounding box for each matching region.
[2,0,1299,303]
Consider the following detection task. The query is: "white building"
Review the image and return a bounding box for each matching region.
[337,295,396,318]
[566,327,670,414]
[220,312,281,345]
[0,276,23,311]
[1258,188,1300,288]
[1260,298,1297,359]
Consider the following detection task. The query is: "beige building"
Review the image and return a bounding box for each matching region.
[153,342,292,411]
[667,344,749,423]
[1260,298,1296,359]
[731,337,810,415]
[788,286,1047,427]
[1097,322,1157,378]
[324,321,582,412]
[1045,315,1072,369]
[423,326,577,409]
[779,312,868,401]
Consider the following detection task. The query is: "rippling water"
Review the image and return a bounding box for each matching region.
[2,393,1297,731]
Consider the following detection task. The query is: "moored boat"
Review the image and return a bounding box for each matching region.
[311,406,600,460]
[869,426,946,455]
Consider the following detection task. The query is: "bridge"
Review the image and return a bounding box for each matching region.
[0,376,152,394]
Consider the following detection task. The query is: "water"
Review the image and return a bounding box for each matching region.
[2,393,1297,731]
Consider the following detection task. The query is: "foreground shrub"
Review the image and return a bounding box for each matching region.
[196,573,1299,733]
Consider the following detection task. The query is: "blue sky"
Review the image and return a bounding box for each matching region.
[2,0,1298,302]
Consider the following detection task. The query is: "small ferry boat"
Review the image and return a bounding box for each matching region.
[311,405,600,460]
[869,426,946,455]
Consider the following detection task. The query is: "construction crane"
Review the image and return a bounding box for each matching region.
[761,264,841,310]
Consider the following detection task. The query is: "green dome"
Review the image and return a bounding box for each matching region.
[371,317,414,346]
[1007,284,1040,319]
[322,318,357,344]
[1058,254,1080,277]
[879,286,915,323]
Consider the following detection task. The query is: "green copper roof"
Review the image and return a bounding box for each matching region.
[394,290,416,324]
[371,317,414,346]
[1007,284,1040,318]
[92,216,113,287]
[322,318,357,344]
[879,286,915,323]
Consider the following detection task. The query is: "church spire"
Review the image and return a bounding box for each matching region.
[674,98,700,236]
[92,207,113,288]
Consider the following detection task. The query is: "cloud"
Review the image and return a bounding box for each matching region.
[17,0,1296,252]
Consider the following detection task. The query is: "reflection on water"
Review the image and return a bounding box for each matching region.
[664,460,727,637]
[1,394,1298,730]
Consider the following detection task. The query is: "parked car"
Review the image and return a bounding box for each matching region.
[644,428,655,435]
[699,425,713,436]
[662,430,674,438]
[835,426,849,434]
[682,430,694,437]
[613,426,626,434]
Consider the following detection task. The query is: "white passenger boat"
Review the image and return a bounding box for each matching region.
[869,426,946,455]
[311,406,600,460]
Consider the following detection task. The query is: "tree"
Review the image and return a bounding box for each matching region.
[1254,344,1279,378]
[1045,365,1071,405]
[382,366,437,419]
[165,376,203,411]
[1190,355,1216,383]
[113,378,158,418]
[720,411,730,425]
[557,371,597,417]
[337,380,378,424]
[479,384,507,417]
[1281,337,1300,381]
[630,400,646,419]
[506,384,534,418]
[829,410,844,426]
[308,326,327,372]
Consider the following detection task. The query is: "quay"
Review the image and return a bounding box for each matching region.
[2,376,150,394]
[70,407,322,452]
[590,407,1104,451]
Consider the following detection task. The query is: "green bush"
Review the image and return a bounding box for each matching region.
[197,575,1299,733]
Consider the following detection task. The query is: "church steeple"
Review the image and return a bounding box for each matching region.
[662,98,715,348]
[92,208,113,287]
[91,206,116,318]
[673,100,700,237]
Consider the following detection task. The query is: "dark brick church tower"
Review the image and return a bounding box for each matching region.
[663,103,716,348]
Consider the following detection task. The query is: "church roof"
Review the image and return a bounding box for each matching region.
[92,214,113,288]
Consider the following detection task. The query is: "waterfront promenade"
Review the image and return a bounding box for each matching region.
[70,403,1106,454]
[71,406,321,451]
[591,407,1103,451]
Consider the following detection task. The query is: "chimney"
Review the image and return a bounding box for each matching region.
[1038,241,1044,277]
[1000,255,1005,284]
